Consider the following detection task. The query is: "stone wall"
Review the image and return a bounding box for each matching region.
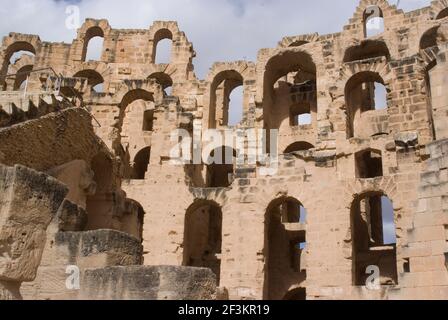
[0,0,448,300]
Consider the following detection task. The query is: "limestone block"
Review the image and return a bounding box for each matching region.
[79,266,217,300]
[0,165,67,282]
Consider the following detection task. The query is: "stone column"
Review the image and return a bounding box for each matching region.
[0,165,67,300]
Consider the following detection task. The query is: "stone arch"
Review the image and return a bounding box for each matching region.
[183,199,223,284]
[147,72,173,95]
[119,88,155,111]
[419,24,448,53]
[350,190,398,286]
[437,7,448,20]
[132,147,151,180]
[345,70,390,138]
[338,58,392,138]
[82,26,105,62]
[430,0,448,20]
[284,141,315,154]
[260,48,317,132]
[12,65,33,91]
[0,37,39,85]
[76,19,111,62]
[205,62,255,129]
[278,33,320,48]
[263,196,307,300]
[343,40,391,63]
[114,79,162,107]
[208,68,244,128]
[152,28,173,64]
[73,69,105,92]
[343,0,404,38]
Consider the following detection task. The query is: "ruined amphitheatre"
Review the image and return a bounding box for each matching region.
[0,0,448,301]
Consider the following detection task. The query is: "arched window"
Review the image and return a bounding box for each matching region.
[262,51,316,133]
[184,201,222,284]
[355,149,383,178]
[364,6,384,38]
[148,72,173,97]
[118,89,155,156]
[345,71,389,138]
[351,193,397,286]
[284,141,314,154]
[1,42,36,90]
[9,50,35,65]
[82,27,104,62]
[209,70,244,129]
[13,65,33,91]
[264,197,307,300]
[420,26,441,50]
[153,29,173,64]
[132,147,151,180]
[73,69,104,93]
[343,40,390,63]
[436,7,448,20]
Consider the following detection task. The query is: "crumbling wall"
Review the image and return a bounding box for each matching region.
[1,0,448,301]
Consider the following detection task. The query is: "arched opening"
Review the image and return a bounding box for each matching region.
[13,65,33,91]
[284,141,314,154]
[345,71,389,138]
[119,90,155,158]
[351,192,397,286]
[85,152,114,230]
[73,69,104,93]
[420,26,441,50]
[1,42,36,89]
[436,7,448,20]
[153,29,173,64]
[355,149,383,178]
[206,146,236,188]
[263,51,317,138]
[82,27,104,62]
[283,287,306,300]
[264,197,307,300]
[364,6,384,38]
[148,72,173,97]
[183,201,222,284]
[209,70,244,129]
[9,50,35,65]
[343,40,390,63]
[132,147,150,180]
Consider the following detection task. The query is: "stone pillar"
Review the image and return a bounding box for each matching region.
[0,165,67,300]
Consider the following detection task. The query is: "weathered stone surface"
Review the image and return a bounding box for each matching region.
[79,266,217,300]
[2,0,448,301]
[0,164,67,299]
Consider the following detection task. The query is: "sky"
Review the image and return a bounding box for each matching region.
[0,0,433,79]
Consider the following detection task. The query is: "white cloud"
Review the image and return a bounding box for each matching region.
[0,0,433,78]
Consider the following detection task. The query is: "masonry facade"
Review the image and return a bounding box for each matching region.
[1,0,448,300]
